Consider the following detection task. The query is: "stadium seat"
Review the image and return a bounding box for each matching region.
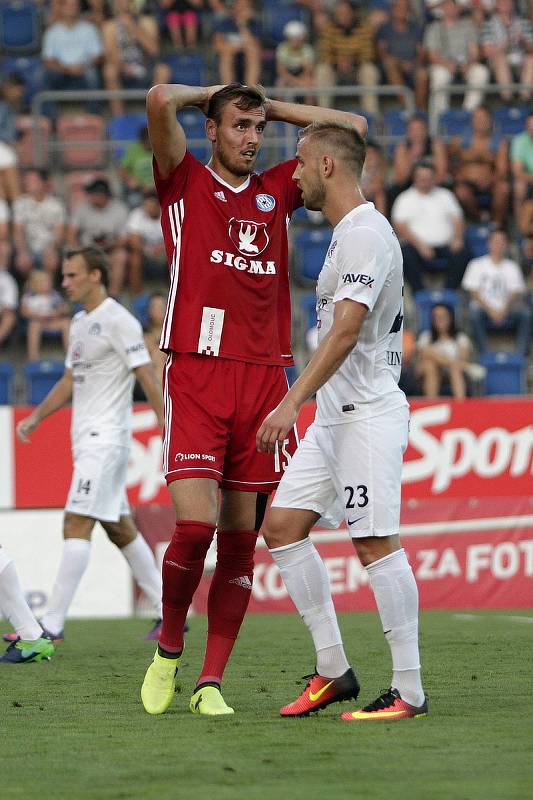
[285,365,298,386]
[265,119,298,162]
[107,113,147,158]
[131,294,151,328]
[178,109,209,161]
[1,55,42,104]
[293,227,332,283]
[262,4,309,44]
[0,363,14,404]
[493,106,528,137]
[57,114,106,169]
[165,53,206,86]
[0,1,41,55]
[465,224,490,258]
[15,114,51,168]
[438,109,471,139]
[479,352,525,395]
[414,288,459,331]
[24,360,64,405]
[300,292,317,331]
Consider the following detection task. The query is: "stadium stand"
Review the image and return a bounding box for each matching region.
[56,114,106,169]
[479,352,526,395]
[24,360,64,404]
[0,362,14,404]
[293,228,332,284]
[414,289,460,332]
[107,113,147,159]
[0,1,41,55]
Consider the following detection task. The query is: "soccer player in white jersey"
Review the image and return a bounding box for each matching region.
[12,247,165,644]
[0,547,55,663]
[257,121,428,721]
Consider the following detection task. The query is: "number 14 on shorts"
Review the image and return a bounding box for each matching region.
[77,479,91,495]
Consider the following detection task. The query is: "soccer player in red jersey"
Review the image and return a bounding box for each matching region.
[140,82,367,716]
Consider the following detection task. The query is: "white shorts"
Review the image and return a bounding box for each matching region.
[65,444,130,522]
[0,142,17,169]
[272,405,409,538]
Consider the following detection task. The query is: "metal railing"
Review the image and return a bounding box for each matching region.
[29,84,416,167]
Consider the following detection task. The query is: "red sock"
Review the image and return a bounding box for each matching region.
[197,529,257,686]
[160,520,215,653]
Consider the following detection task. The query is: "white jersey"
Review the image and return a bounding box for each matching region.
[65,298,150,447]
[314,202,407,424]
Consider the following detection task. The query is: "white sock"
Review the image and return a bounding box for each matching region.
[120,534,162,618]
[0,550,42,641]
[270,538,350,679]
[41,538,91,635]
[366,548,425,707]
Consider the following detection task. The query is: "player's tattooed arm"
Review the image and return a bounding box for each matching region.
[16,369,73,443]
[257,300,368,454]
[264,99,368,140]
[146,84,223,178]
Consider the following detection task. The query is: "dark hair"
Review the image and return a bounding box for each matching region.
[26,167,49,182]
[430,303,457,343]
[65,246,109,289]
[207,83,267,124]
[298,119,367,177]
[414,157,435,173]
[489,226,507,238]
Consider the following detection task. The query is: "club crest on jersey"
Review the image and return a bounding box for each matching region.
[255,193,276,212]
[88,323,101,336]
[228,217,269,256]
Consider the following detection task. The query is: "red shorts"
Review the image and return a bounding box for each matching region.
[162,353,299,492]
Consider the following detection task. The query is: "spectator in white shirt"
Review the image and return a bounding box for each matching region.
[13,169,66,280]
[20,270,70,361]
[391,160,470,294]
[462,228,531,355]
[125,190,165,296]
[0,251,18,350]
[0,197,11,279]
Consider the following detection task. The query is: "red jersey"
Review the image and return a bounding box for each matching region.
[153,151,302,366]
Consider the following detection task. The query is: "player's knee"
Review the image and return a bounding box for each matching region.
[63,513,93,541]
[164,520,215,566]
[353,535,401,567]
[261,516,287,551]
[216,530,257,571]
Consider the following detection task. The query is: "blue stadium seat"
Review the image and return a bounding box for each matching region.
[293,227,332,283]
[285,365,298,386]
[178,109,209,161]
[1,56,42,103]
[165,53,207,86]
[131,294,151,328]
[479,353,525,395]
[262,5,309,44]
[300,292,317,332]
[414,288,459,331]
[0,363,14,404]
[24,360,64,405]
[383,109,420,139]
[0,1,41,54]
[438,109,471,139]
[465,224,491,258]
[493,106,528,137]
[107,113,147,158]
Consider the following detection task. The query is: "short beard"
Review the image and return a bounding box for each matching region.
[303,176,326,211]
[216,145,257,177]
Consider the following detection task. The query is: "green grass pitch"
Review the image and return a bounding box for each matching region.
[1,611,531,800]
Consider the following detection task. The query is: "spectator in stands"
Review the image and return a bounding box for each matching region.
[462,228,531,355]
[0,76,22,202]
[211,0,262,86]
[125,190,165,296]
[158,0,203,49]
[12,169,66,280]
[481,0,533,103]
[389,113,448,206]
[449,105,510,226]
[315,0,380,114]
[391,160,469,294]
[102,0,168,117]
[20,271,70,361]
[42,0,103,110]
[67,178,129,298]
[511,110,533,218]
[375,0,428,110]
[143,291,167,385]
[417,303,483,399]
[82,0,112,28]
[424,0,489,116]
[360,140,388,216]
[119,126,155,207]
[0,202,17,349]
[275,21,316,101]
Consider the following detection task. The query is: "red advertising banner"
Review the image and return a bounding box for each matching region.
[9,397,533,512]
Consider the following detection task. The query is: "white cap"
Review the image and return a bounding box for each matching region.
[283,20,307,40]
